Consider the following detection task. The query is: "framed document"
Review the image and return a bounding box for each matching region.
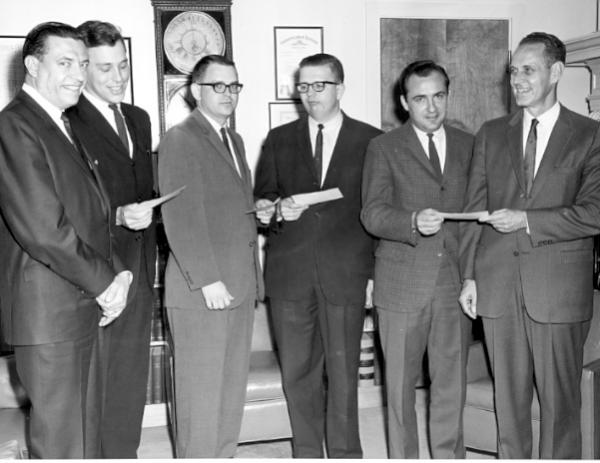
[0,36,134,110]
[274,26,323,100]
[268,101,306,129]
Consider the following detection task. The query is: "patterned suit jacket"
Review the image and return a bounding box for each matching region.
[361,122,474,312]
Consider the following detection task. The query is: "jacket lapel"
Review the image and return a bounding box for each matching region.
[402,123,441,183]
[507,111,527,193]
[79,95,129,159]
[529,105,572,198]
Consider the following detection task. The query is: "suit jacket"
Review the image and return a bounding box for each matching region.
[0,90,121,345]
[460,106,600,323]
[67,96,156,296]
[254,113,382,305]
[361,122,474,312]
[158,109,262,310]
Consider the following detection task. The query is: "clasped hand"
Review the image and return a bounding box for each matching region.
[97,270,133,326]
[416,208,443,236]
[117,202,153,230]
[479,208,527,233]
[254,197,308,223]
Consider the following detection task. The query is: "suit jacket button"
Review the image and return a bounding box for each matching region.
[519,193,525,198]
[513,251,519,256]
[249,240,255,247]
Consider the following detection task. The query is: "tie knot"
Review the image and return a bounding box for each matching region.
[317,123,324,131]
[108,103,118,112]
[60,112,69,124]
[427,133,434,140]
[531,118,539,129]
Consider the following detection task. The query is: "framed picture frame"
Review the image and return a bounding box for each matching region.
[0,36,134,111]
[274,26,323,100]
[268,101,306,129]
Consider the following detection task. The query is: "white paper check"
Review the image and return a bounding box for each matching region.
[140,185,186,209]
[291,187,344,206]
[439,211,490,221]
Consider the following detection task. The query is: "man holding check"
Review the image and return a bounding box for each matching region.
[361,60,474,458]
[254,53,381,458]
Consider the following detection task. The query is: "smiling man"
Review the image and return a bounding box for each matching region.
[159,55,262,458]
[0,22,131,458]
[66,20,156,458]
[361,60,474,458]
[459,32,600,458]
[254,53,382,458]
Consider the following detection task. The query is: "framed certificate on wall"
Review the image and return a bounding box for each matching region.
[274,26,323,100]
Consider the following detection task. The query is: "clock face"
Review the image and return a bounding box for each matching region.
[163,11,226,74]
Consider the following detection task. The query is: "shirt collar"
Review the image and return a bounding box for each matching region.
[308,110,343,132]
[22,83,65,122]
[83,89,119,112]
[198,108,228,134]
[523,101,560,128]
[411,123,446,143]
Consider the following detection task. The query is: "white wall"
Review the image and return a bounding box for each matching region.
[1,0,596,171]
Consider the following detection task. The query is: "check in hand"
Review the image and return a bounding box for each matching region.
[117,203,153,231]
[97,270,133,327]
[458,279,477,319]
[416,208,444,236]
[479,208,527,233]
[280,197,309,221]
[254,198,278,225]
[202,281,234,310]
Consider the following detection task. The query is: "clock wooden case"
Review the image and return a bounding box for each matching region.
[150,0,233,135]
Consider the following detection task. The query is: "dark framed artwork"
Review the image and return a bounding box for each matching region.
[0,36,134,110]
[274,26,323,100]
[380,18,510,134]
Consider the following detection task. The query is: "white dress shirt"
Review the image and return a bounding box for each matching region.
[412,124,447,173]
[522,102,560,176]
[308,110,343,187]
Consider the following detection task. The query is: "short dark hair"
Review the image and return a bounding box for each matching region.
[22,21,81,64]
[399,60,450,96]
[299,53,345,83]
[518,32,566,66]
[191,54,236,82]
[77,20,124,48]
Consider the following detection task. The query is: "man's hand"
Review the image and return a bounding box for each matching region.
[480,209,527,233]
[255,198,277,225]
[416,208,444,236]
[365,279,374,309]
[280,197,309,221]
[97,270,133,326]
[458,279,477,319]
[202,281,234,310]
[117,203,153,230]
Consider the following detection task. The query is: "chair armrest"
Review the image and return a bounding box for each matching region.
[581,359,600,459]
[466,341,491,383]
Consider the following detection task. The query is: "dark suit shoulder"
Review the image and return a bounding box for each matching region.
[560,105,599,131]
[342,114,383,138]
[121,102,150,124]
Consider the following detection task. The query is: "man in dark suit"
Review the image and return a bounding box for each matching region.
[67,20,156,458]
[159,55,262,458]
[459,32,600,459]
[0,22,131,459]
[361,60,474,458]
[254,53,382,458]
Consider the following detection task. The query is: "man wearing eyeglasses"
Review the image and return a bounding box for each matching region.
[254,53,382,458]
[158,54,262,458]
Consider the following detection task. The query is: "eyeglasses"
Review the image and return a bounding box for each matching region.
[195,82,244,94]
[295,81,339,93]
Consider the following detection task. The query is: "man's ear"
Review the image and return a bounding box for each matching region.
[550,60,564,85]
[24,55,39,78]
[190,82,201,103]
[400,94,409,112]
[336,82,345,101]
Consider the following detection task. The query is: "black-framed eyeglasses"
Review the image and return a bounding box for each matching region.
[295,81,339,93]
[195,82,244,94]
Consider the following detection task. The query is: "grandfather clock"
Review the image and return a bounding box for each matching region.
[150,0,233,135]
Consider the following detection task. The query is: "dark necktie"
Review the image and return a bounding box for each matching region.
[108,103,130,154]
[524,118,539,195]
[314,124,324,185]
[61,112,93,170]
[427,133,442,179]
